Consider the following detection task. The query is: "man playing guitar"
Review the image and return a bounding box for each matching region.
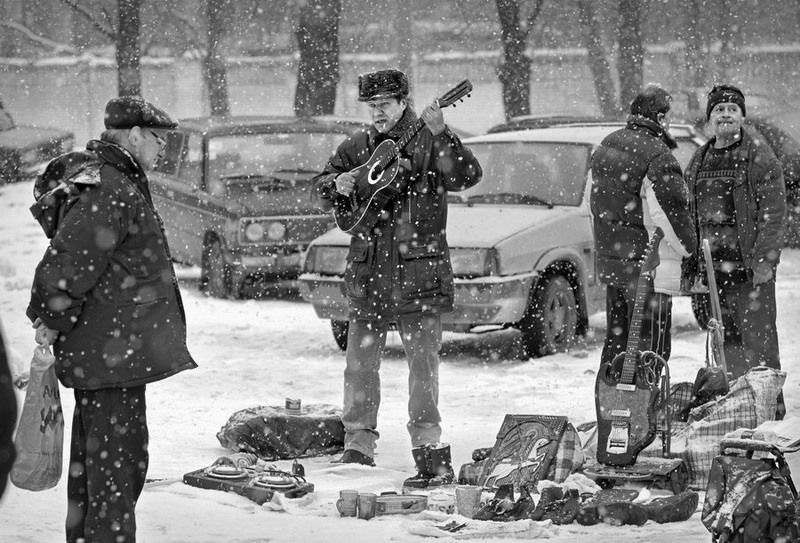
[312,69,481,487]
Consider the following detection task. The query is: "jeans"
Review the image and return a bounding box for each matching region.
[342,313,442,457]
[66,386,148,543]
[718,279,780,379]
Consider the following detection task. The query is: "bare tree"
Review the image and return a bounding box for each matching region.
[495,0,543,119]
[576,0,617,117]
[294,0,342,117]
[205,0,230,116]
[60,0,141,96]
[617,0,643,112]
[117,0,141,96]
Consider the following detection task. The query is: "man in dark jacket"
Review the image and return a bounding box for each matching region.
[591,85,697,371]
[312,69,482,486]
[27,96,197,542]
[684,85,786,416]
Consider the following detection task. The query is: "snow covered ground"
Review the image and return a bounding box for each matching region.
[1,177,799,542]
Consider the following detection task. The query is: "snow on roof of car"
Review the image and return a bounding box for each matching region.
[465,122,698,146]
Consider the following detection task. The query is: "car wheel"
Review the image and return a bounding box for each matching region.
[201,238,232,298]
[691,292,711,330]
[331,320,348,351]
[519,274,578,359]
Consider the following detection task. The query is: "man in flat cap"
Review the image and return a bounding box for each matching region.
[684,84,787,418]
[312,69,482,488]
[28,95,196,542]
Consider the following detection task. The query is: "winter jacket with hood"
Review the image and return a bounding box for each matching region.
[27,139,197,390]
[684,126,786,281]
[590,115,698,294]
[312,107,482,320]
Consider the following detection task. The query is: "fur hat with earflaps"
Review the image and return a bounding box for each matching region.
[357,69,409,102]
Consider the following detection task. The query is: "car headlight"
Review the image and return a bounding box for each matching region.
[450,248,499,277]
[306,245,348,274]
[242,220,286,242]
[244,222,265,241]
[266,222,286,240]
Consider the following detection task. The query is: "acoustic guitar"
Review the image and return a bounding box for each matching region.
[595,227,665,466]
[333,79,473,236]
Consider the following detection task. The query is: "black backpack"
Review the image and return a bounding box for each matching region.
[30,150,101,239]
[703,437,800,542]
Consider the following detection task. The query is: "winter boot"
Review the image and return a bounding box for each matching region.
[529,486,563,521]
[403,446,434,489]
[640,491,699,523]
[427,443,455,487]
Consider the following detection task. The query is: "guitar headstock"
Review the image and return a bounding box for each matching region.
[641,227,664,273]
[437,79,473,109]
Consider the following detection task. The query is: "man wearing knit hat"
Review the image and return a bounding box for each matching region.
[684,84,787,418]
[312,69,482,488]
[27,95,197,541]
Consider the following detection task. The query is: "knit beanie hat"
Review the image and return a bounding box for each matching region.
[706,84,746,119]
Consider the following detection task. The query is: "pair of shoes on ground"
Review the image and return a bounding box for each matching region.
[472,485,580,524]
[333,449,375,467]
[576,489,699,526]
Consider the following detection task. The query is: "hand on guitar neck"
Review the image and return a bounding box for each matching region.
[420,100,445,136]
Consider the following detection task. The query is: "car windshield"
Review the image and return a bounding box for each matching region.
[455,141,591,206]
[206,132,344,191]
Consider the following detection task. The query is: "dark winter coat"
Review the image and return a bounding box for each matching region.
[27,139,197,390]
[0,326,15,499]
[684,127,786,280]
[312,108,482,319]
[590,116,697,290]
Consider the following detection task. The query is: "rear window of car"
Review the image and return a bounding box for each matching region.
[458,141,591,206]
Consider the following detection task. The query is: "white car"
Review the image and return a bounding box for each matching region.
[298,121,704,358]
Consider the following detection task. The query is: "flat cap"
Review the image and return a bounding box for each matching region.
[104,95,177,129]
[358,69,409,102]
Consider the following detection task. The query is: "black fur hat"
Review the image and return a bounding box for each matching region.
[357,69,409,102]
[104,95,177,129]
[706,84,746,119]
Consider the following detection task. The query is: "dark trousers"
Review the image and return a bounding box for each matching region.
[718,280,780,379]
[601,284,672,368]
[66,386,148,543]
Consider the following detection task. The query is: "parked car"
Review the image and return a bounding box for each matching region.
[298,121,705,357]
[150,115,368,298]
[0,99,74,184]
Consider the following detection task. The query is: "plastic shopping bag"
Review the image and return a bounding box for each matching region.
[10,345,63,491]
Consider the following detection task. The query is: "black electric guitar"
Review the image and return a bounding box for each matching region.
[333,79,473,236]
[595,227,665,466]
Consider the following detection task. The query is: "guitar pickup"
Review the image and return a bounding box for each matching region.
[616,383,636,392]
[610,409,631,418]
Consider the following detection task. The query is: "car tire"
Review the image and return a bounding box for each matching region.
[201,238,233,298]
[518,274,578,359]
[691,292,712,330]
[331,320,349,351]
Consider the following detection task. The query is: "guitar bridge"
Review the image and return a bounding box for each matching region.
[606,413,631,454]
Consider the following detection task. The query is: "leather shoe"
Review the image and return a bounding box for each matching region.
[334,449,375,466]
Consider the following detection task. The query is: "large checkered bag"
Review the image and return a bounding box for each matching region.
[642,367,786,489]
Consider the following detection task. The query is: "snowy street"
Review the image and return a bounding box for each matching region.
[1,177,799,542]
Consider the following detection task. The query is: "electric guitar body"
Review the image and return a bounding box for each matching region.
[595,228,665,466]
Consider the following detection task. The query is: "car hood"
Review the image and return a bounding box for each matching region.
[309,204,580,247]
[0,125,73,150]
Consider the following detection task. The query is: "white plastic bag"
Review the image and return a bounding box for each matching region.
[10,345,63,491]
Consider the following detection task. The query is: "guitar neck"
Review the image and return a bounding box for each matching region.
[396,117,428,154]
[620,274,649,385]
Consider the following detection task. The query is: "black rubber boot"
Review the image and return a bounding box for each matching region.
[427,443,455,487]
[402,446,433,489]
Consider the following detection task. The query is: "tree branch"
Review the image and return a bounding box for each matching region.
[0,20,79,55]
[57,0,116,40]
